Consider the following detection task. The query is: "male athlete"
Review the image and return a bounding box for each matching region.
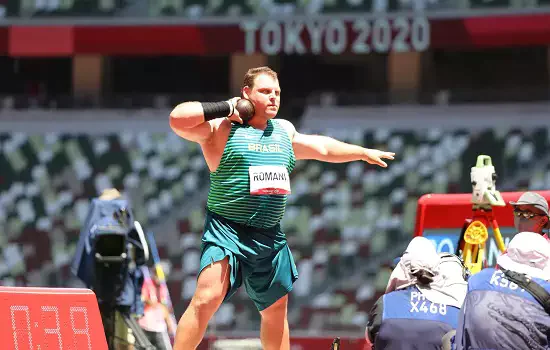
[169,66,395,350]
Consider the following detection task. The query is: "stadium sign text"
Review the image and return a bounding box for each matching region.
[241,17,430,55]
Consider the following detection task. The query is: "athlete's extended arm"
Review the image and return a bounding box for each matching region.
[169,98,242,143]
[278,119,395,167]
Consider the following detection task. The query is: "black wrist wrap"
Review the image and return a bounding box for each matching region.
[201,101,232,121]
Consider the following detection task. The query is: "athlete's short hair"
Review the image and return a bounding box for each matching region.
[243,67,278,89]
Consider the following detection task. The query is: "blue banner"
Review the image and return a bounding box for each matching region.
[423,228,516,267]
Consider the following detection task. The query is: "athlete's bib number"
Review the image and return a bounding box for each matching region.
[249,165,291,195]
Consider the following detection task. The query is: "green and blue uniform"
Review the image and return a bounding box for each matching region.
[200,119,298,311]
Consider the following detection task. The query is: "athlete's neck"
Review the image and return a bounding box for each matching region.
[247,117,270,130]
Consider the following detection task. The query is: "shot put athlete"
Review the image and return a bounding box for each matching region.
[169,66,395,350]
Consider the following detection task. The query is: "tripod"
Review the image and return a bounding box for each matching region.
[457,155,506,274]
[459,205,506,274]
[101,304,156,350]
[458,155,507,274]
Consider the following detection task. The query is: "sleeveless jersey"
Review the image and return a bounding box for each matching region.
[207,120,295,229]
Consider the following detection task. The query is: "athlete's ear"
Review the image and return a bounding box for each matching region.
[242,86,251,99]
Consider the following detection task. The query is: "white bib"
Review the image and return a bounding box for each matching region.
[249,165,291,195]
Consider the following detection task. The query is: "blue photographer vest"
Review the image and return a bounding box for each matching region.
[456,268,550,350]
[376,287,460,350]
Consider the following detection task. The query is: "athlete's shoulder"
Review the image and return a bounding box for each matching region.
[274,119,296,140]
[275,118,295,129]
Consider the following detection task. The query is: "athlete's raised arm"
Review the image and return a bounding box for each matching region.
[169,98,243,144]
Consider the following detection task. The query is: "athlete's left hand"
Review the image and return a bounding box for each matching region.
[363,149,395,168]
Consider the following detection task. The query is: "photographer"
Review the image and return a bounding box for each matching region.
[510,192,549,238]
[365,237,468,350]
[455,231,550,350]
[139,272,175,350]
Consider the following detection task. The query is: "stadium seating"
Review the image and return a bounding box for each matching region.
[13,0,550,18]
[0,126,549,332]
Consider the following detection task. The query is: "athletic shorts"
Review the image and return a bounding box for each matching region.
[198,210,298,311]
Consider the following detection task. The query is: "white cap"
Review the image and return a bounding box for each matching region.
[385,237,439,293]
[497,231,550,280]
[417,254,468,308]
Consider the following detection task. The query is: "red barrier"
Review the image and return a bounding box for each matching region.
[414,190,550,236]
[0,286,107,350]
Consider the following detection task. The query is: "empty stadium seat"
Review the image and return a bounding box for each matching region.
[1,125,549,332]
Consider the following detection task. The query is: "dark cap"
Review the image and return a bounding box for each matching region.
[510,192,549,216]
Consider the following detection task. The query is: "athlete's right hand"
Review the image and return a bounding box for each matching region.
[227,97,243,124]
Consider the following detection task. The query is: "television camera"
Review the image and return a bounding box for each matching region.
[71,191,155,349]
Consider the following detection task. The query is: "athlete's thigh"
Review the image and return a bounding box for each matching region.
[196,255,231,301]
[198,243,243,301]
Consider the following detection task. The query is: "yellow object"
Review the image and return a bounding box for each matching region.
[492,225,506,253]
[461,218,506,275]
[155,264,166,281]
[462,221,490,274]
[464,221,489,245]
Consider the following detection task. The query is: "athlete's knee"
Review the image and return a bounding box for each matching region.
[190,287,225,314]
[191,256,230,311]
[260,295,288,321]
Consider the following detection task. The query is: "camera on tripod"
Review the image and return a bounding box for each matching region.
[71,190,155,349]
[457,155,507,274]
[470,155,505,208]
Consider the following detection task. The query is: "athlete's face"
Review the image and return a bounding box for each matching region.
[243,74,281,120]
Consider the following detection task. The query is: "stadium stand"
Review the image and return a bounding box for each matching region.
[1,116,549,332]
[3,0,550,346]
[14,0,550,18]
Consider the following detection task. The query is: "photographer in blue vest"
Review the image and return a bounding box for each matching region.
[365,237,469,350]
[455,231,550,350]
